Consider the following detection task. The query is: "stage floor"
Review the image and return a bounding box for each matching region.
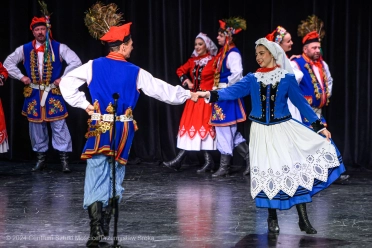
[0,160,371,247]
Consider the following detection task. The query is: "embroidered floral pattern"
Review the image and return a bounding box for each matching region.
[23,86,33,97]
[27,99,38,117]
[212,103,226,121]
[48,98,64,115]
[304,63,330,105]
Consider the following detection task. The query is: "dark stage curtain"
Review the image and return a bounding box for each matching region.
[0,0,371,169]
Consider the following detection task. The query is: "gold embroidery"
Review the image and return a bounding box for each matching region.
[262,95,266,101]
[85,103,136,138]
[51,88,62,95]
[304,63,329,105]
[30,49,53,86]
[106,103,114,114]
[23,86,33,97]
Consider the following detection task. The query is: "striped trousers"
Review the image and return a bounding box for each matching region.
[83,154,126,209]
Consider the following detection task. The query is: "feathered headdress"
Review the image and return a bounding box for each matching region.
[38,0,54,62]
[214,17,246,88]
[219,17,247,36]
[84,2,124,42]
[297,15,326,44]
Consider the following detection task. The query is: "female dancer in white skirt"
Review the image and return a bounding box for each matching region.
[196,38,345,234]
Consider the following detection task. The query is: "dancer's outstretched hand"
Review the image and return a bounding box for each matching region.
[190,92,199,102]
[197,91,210,99]
[320,129,331,141]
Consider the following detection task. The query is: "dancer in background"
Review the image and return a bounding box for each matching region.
[292,15,349,183]
[266,26,303,122]
[3,2,81,172]
[163,32,218,173]
[0,62,9,153]
[210,17,250,177]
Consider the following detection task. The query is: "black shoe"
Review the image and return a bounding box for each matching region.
[235,142,250,176]
[197,151,215,173]
[163,150,186,171]
[267,208,280,233]
[86,201,104,247]
[296,203,317,234]
[212,154,231,177]
[60,152,71,173]
[31,152,47,172]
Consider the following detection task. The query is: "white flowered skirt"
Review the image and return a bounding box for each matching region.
[250,119,345,210]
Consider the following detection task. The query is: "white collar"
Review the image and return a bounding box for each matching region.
[254,67,288,85]
[35,40,45,48]
[194,55,213,66]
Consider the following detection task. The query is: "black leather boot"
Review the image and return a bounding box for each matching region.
[267,208,280,233]
[212,154,231,177]
[235,142,250,176]
[60,152,71,173]
[296,203,317,234]
[197,151,215,173]
[31,152,47,172]
[102,198,113,237]
[86,201,104,247]
[163,150,186,171]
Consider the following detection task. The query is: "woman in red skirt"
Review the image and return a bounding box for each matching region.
[163,33,218,173]
[0,62,9,153]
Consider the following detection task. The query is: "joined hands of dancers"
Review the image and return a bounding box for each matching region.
[190,90,332,141]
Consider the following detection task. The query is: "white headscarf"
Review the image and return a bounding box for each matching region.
[192,32,218,57]
[255,38,294,74]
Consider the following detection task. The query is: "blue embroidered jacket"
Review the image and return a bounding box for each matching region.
[22,40,67,122]
[81,57,140,165]
[211,70,321,127]
[210,47,246,126]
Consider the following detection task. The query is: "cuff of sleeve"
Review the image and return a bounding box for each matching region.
[311,120,325,133]
[179,74,190,84]
[81,101,91,111]
[185,90,191,99]
[209,91,219,103]
[16,73,25,81]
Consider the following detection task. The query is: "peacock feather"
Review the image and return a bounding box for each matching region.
[84,2,124,40]
[297,15,326,41]
[223,17,247,31]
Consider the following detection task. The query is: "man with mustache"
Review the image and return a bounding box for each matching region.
[4,16,81,172]
[292,31,332,128]
[292,26,349,183]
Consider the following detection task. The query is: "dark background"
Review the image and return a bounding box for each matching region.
[0,0,371,169]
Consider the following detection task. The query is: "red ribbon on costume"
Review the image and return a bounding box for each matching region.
[32,40,45,53]
[256,65,279,73]
[303,53,325,82]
